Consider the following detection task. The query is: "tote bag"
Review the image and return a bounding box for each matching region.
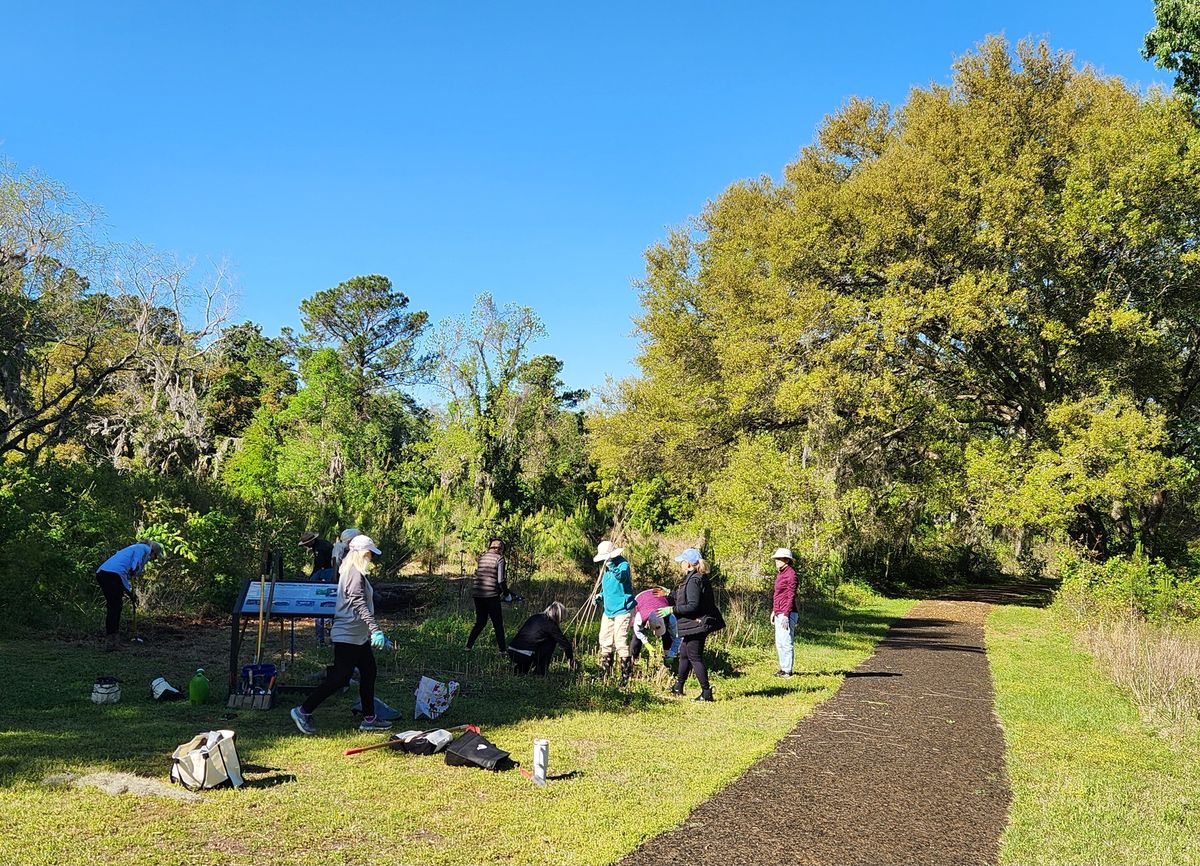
[170,729,245,790]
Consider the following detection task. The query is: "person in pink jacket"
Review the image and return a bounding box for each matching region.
[771,548,798,677]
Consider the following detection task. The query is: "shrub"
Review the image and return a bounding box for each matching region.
[1058,551,1200,624]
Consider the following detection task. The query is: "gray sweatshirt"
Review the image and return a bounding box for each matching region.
[330,564,378,644]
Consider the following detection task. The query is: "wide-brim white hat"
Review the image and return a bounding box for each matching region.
[771,547,793,561]
[593,540,624,562]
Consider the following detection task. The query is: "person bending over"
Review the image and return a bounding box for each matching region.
[95,540,162,651]
[507,602,577,675]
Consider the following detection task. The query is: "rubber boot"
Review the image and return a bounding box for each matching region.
[600,654,614,677]
[619,657,633,686]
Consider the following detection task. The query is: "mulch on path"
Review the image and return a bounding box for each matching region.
[621,593,1015,866]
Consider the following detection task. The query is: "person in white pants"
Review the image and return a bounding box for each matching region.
[770,547,799,677]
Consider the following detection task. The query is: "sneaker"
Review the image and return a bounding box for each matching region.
[668,685,684,696]
[290,706,316,735]
[359,715,392,732]
[773,670,792,678]
[694,691,715,702]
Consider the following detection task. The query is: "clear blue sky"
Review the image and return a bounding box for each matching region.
[1,2,1167,395]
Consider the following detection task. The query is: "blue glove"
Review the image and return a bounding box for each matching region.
[370,630,388,649]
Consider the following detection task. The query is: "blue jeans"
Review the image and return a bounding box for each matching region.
[774,612,798,673]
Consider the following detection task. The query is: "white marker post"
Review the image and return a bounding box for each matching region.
[532,739,549,786]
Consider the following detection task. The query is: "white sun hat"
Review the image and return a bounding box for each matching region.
[593,540,624,563]
[771,548,794,561]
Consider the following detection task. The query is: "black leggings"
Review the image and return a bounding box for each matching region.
[675,633,710,691]
[629,630,672,661]
[302,641,376,717]
[467,596,506,652]
[509,642,556,675]
[96,571,125,636]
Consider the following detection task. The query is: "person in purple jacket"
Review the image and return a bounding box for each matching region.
[770,548,798,677]
[95,540,162,651]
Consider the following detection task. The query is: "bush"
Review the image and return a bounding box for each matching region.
[1058,551,1200,624]
[0,461,289,630]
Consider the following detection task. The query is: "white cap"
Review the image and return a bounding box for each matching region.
[349,535,381,555]
[771,548,793,561]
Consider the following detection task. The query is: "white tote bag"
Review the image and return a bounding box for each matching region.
[170,729,245,790]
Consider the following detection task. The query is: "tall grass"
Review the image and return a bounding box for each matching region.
[1056,582,1200,729]
[1073,617,1200,729]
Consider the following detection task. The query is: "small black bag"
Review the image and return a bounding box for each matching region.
[443,730,513,771]
[676,613,725,637]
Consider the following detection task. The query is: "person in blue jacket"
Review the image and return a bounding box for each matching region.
[95,540,163,650]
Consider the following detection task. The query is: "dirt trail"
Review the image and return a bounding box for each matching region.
[621,593,1016,866]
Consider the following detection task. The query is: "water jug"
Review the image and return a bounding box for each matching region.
[189,668,210,705]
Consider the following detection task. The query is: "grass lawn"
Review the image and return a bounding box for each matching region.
[0,587,912,866]
[988,604,1200,866]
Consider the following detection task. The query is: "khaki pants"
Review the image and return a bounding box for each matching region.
[598,612,632,662]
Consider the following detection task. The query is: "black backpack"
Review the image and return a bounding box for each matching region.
[443,730,513,771]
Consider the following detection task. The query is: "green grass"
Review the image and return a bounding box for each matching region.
[988,604,1200,866]
[0,588,913,866]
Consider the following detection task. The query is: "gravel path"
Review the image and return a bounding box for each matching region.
[621,593,1015,866]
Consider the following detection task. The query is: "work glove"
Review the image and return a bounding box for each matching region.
[370,630,388,649]
[659,606,672,617]
[593,594,602,605]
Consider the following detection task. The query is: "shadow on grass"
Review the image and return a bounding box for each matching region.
[742,684,827,698]
[241,773,299,789]
[0,577,912,789]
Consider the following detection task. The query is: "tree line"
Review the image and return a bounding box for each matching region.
[3,32,1200,625]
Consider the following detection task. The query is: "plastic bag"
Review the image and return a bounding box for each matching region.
[151,677,184,701]
[414,676,459,720]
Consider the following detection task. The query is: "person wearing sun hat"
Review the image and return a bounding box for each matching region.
[770,547,799,678]
[592,539,636,678]
[291,534,391,735]
[299,531,335,582]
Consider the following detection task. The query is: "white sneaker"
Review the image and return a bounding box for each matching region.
[290,706,316,735]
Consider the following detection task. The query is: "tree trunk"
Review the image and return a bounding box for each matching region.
[1139,490,1167,558]
[1110,501,1135,552]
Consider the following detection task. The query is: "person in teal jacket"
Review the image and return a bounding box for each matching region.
[592,540,636,678]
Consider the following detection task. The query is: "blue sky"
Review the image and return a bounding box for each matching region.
[1,2,1168,395]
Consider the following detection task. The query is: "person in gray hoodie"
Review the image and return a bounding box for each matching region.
[290,535,392,734]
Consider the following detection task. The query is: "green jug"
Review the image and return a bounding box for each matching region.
[188,668,210,705]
